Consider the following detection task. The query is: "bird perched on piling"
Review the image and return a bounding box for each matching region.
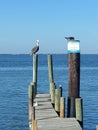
[65,37,75,41]
[30,40,39,55]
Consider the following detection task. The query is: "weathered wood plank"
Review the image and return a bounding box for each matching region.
[33,94,82,130]
[37,118,82,130]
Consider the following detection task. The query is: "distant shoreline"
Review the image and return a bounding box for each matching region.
[0,53,98,55]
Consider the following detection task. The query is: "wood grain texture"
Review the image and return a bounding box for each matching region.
[33,94,82,130]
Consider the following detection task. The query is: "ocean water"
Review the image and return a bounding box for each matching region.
[0,54,98,130]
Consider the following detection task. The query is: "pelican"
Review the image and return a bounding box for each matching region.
[65,37,75,41]
[30,40,39,55]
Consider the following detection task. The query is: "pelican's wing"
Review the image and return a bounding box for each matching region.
[30,45,39,55]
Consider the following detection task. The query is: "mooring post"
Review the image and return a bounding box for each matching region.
[50,82,55,107]
[66,38,80,117]
[48,54,54,84]
[28,82,36,130]
[60,97,65,118]
[33,54,38,88]
[32,82,36,98]
[32,120,38,130]
[33,54,38,94]
[75,98,83,128]
[55,88,61,116]
[32,107,35,120]
[68,53,80,97]
[68,97,76,117]
[28,83,33,129]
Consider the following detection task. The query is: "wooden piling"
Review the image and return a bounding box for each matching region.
[28,82,36,129]
[29,82,36,99]
[55,88,61,115]
[75,98,83,128]
[32,107,35,120]
[68,53,80,97]
[32,82,37,98]
[50,82,55,106]
[67,39,81,119]
[28,84,33,129]
[32,120,38,130]
[59,85,62,97]
[48,55,54,84]
[29,99,32,129]
[33,54,38,84]
[29,83,33,101]
[67,97,76,117]
[60,97,65,118]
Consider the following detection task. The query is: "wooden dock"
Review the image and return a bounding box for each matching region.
[33,93,82,130]
[29,54,83,130]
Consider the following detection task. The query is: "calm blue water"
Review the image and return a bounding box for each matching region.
[0,54,98,130]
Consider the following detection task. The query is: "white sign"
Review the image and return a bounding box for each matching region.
[68,40,80,53]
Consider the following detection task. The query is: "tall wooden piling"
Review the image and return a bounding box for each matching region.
[28,82,36,129]
[33,54,38,84]
[28,83,33,129]
[66,39,81,118]
[68,53,80,97]
[48,55,54,83]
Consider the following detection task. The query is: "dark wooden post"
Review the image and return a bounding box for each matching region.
[68,97,76,117]
[68,53,80,97]
[32,107,35,120]
[66,39,80,118]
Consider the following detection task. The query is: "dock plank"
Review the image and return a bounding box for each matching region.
[33,94,82,130]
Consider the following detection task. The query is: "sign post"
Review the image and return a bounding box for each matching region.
[66,38,80,117]
[68,40,80,98]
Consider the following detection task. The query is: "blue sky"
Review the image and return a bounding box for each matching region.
[0,0,98,54]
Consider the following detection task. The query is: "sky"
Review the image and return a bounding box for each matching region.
[0,0,98,54]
